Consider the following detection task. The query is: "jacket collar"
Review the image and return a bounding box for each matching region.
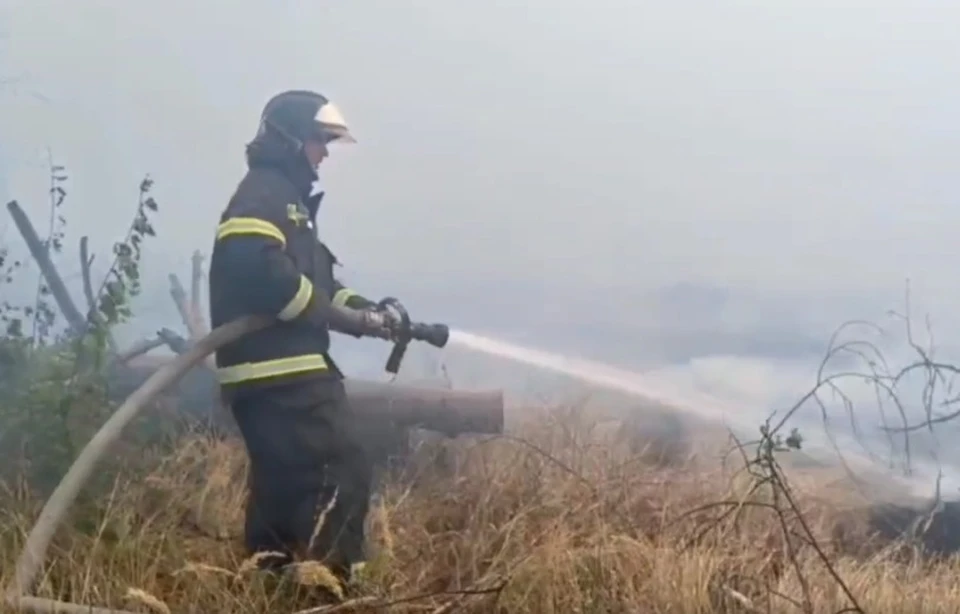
[245,132,319,201]
[305,191,324,223]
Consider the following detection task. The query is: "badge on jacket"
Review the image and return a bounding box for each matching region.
[286,203,309,227]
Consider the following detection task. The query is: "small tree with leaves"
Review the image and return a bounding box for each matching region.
[0,165,162,493]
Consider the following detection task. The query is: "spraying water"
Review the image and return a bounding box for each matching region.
[448,328,950,498]
[451,329,749,418]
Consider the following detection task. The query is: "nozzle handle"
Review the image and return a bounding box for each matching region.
[385,343,407,374]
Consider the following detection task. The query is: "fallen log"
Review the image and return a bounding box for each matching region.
[110,347,502,475]
[348,379,503,435]
[105,356,504,438]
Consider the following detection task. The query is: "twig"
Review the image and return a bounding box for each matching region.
[292,582,507,614]
[722,585,760,613]
[156,328,190,355]
[746,423,863,612]
[79,236,117,352]
[168,273,205,342]
[79,236,96,313]
[189,250,207,335]
[110,337,166,365]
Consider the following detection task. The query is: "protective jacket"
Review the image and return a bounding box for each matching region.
[208,134,375,395]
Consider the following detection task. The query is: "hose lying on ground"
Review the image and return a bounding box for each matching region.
[4,316,271,613]
[5,292,430,613]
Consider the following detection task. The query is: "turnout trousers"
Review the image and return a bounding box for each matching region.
[229,377,373,578]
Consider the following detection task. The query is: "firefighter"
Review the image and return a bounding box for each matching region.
[208,89,396,586]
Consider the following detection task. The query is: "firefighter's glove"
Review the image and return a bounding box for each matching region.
[377,306,403,338]
[359,309,398,341]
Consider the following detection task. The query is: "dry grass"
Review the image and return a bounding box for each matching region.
[0,407,957,613]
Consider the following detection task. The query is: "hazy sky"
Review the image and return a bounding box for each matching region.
[2,0,960,363]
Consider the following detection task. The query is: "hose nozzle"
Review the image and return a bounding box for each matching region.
[410,322,449,349]
[377,297,450,374]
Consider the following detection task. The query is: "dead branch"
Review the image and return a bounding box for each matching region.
[156,327,190,354]
[293,581,507,614]
[675,289,960,612]
[759,306,948,482]
[167,273,192,336]
[79,236,117,353]
[78,236,96,313]
[6,596,135,614]
[168,272,205,342]
[110,336,165,365]
[189,250,207,335]
[678,426,864,614]
[6,200,85,334]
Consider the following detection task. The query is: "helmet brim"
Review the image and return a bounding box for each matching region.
[304,123,356,146]
[320,124,357,144]
[314,101,356,144]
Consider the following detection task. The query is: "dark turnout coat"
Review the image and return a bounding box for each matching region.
[208,136,375,396]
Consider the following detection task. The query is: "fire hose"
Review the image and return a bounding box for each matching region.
[5,299,448,614]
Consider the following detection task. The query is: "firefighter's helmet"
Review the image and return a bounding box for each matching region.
[258,90,356,147]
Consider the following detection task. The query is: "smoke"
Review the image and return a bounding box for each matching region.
[447,328,955,499]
